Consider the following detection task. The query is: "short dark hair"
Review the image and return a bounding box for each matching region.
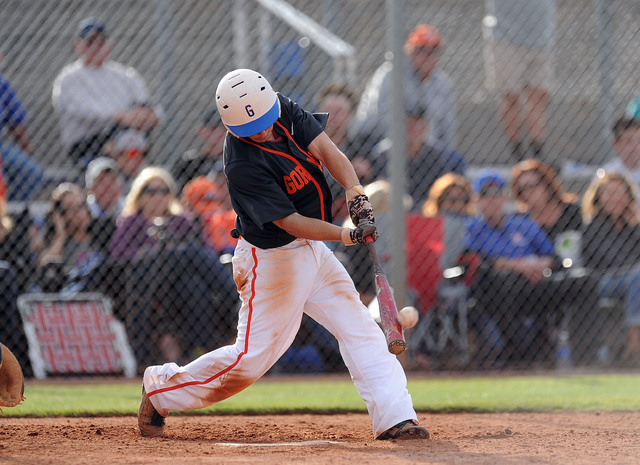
[316,83,357,108]
[612,116,640,140]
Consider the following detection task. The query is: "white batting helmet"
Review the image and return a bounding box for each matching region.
[215,69,280,137]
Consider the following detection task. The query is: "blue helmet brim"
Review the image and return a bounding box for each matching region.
[227,98,280,137]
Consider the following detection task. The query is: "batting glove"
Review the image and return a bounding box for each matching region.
[346,185,374,226]
[341,220,378,246]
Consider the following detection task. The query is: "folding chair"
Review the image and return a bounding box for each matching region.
[405,214,472,368]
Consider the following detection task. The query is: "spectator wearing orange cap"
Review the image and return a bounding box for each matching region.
[483,0,556,161]
[181,174,237,256]
[355,23,459,154]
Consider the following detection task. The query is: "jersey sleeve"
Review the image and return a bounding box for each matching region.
[226,160,297,229]
[280,95,325,148]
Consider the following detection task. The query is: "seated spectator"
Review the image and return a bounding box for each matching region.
[372,104,466,209]
[422,172,475,269]
[110,166,237,366]
[105,129,148,190]
[172,108,226,190]
[181,174,238,256]
[511,159,602,364]
[599,117,640,190]
[407,172,497,370]
[582,172,640,367]
[85,157,125,255]
[464,169,565,366]
[52,17,163,166]
[0,73,43,201]
[36,183,104,294]
[0,209,32,370]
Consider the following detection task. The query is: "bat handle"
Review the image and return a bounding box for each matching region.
[365,235,374,245]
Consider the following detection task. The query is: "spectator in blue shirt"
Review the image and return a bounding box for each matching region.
[0,74,43,201]
[465,168,562,365]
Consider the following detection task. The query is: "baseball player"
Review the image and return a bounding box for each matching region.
[138,69,429,440]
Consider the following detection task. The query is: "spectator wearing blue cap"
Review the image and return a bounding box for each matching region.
[52,17,164,166]
[464,168,565,365]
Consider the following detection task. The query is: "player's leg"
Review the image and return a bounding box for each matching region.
[303,241,422,438]
[142,239,317,416]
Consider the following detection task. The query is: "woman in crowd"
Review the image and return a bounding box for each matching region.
[110,166,237,366]
[512,159,601,364]
[38,182,104,293]
[582,171,640,366]
[417,173,503,368]
[511,159,582,244]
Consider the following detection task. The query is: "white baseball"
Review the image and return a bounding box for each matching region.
[397,306,419,329]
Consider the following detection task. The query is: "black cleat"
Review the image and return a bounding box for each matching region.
[138,386,165,438]
[377,419,430,440]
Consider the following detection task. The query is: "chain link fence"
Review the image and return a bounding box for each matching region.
[2,0,640,376]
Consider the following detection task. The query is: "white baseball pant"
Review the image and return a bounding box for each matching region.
[143,237,417,437]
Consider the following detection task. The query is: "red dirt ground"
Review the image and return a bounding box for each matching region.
[2,411,639,464]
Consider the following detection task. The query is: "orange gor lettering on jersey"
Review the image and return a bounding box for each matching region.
[241,123,327,221]
[284,166,311,194]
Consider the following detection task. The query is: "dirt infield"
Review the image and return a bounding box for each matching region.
[2,411,639,464]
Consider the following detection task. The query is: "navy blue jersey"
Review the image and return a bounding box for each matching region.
[224,94,333,249]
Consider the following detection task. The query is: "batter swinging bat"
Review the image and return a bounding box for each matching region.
[365,236,406,355]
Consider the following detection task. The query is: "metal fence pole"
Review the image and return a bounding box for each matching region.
[386,0,407,309]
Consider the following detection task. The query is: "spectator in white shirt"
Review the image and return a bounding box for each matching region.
[52,17,163,166]
[354,24,459,154]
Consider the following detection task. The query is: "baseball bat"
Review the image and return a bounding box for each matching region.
[365,236,406,355]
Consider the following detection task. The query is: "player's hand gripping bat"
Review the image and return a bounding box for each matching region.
[365,236,406,355]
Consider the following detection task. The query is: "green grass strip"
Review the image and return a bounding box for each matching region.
[5,373,639,417]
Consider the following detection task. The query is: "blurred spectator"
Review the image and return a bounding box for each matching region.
[181,174,238,256]
[316,83,372,224]
[422,172,475,270]
[582,172,640,366]
[483,0,556,161]
[52,17,163,166]
[104,129,148,189]
[600,117,640,190]
[110,166,237,366]
[36,182,104,294]
[511,159,581,244]
[355,24,459,153]
[85,157,125,256]
[464,169,563,365]
[0,209,33,369]
[372,105,466,209]
[0,73,43,201]
[512,159,601,364]
[172,108,226,190]
[0,206,37,294]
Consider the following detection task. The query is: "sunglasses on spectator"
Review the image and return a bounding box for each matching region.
[517,182,543,195]
[142,186,170,195]
[478,185,505,198]
[439,194,469,205]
